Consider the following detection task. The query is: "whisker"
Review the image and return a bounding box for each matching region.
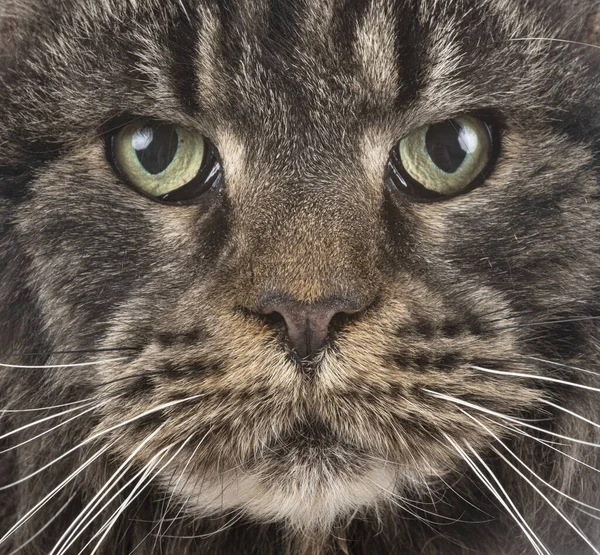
[469,365,600,395]
[7,493,77,555]
[540,399,600,431]
[0,403,100,455]
[444,435,549,555]
[3,371,186,414]
[50,424,168,555]
[0,393,205,491]
[0,400,101,442]
[508,37,600,50]
[478,297,594,325]
[0,398,98,413]
[489,419,600,475]
[461,410,600,515]
[0,442,115,547]
[67,449,169,555]
[385,491,466,528]
[0,347,138,358]
[177,0,192,24]
[422,389,600,448]
[54,464,151,555]
[153,429,213,544]
[466,444,552,555]
[3,368,199,413]
[522,355,600,379]
[75,449,173,555]
[486,418,567,448]
[155,509,249,541]
[489,315,600,332]
[485,444,600,554]
[94,369,195,391]
[435,473,496,518]
[370,478,470,523]
[86,438,193,555]
[418,429,500,517]
[575,507,600,522]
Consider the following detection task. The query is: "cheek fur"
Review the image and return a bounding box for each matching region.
[0,0,599,553]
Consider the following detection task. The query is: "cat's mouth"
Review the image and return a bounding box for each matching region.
[165,419,399,530]
[250,418,370,471]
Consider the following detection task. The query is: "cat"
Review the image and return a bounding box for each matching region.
[0,0,599,553]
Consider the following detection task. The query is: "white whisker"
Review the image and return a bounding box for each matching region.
[575,507,600,522]
[86,437,193,555]
[0,393,205,491]
[423,389,600,449]
[8,493,76,555]
[177,0,191,24]
[79,451,171,555]
[155,509,249,541]
[470,365,600,394]
[435,473,495,518]
[379,493,451,528]
[51,424,168,555]
[56,447,176,555]
[522,356,600,379]
[508,37,600,50]
[0,442,115,547]
[487,420,567,447]
[486,445,600,554]
[1,398,97,413]
[540,399,600,431]
[490,418,600,475]
[444,435,549,555]
[0,401,100,442]
[461,410,600,515]
[367,478,471,524]
[153,428,213,545]
[54,464,151,555]
[0,403,100,455]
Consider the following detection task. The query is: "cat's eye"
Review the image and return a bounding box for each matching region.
[108,118,222,204]
[386,115,498,201]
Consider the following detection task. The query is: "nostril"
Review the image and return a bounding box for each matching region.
[254,294,369,359]
[328,311,356,336]
[261,310,286,329]
[259,311,289,343]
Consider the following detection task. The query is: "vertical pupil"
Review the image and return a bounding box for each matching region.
[132,123,179,175]
[425,121,468,174]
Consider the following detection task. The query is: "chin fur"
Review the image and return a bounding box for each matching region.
[171,465,397,532]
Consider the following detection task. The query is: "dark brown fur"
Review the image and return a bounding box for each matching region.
[0,0,599,553]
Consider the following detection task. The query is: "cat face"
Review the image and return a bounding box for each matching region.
[1,0,599,546]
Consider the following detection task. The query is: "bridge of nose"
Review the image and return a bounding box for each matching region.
[221,162,387,326]
[237,201,383,301]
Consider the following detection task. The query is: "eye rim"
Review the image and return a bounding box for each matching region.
[105,117,223,206]
[385,114,501,203]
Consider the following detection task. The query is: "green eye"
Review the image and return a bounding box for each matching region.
[387,115,498,200]
[109,119,221,204]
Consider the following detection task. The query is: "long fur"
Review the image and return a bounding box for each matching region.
[0,0,599,553]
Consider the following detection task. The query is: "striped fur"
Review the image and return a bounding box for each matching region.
[0,0,599,553]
